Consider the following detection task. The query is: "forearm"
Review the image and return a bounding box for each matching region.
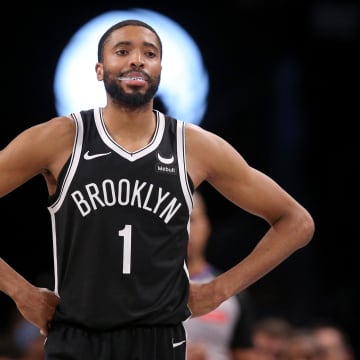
[0,257,60,336]
[0,257,32,301]
[215,211,314,300]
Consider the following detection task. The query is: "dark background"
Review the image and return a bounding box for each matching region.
[1,0,359,355]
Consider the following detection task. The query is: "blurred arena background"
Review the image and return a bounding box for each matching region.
[0,0,358,356]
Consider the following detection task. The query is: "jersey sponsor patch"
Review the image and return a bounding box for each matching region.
[155,152,177,174]
[155,163,177,174]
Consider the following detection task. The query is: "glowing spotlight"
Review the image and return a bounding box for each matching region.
[54,8,209,125]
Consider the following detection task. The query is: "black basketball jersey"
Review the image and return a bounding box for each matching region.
[47,108,193,330]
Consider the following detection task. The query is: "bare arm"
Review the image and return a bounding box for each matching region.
[0,258,60,336]
[0,116,74,333]
[186,124,315,316]
[0,116,75,197]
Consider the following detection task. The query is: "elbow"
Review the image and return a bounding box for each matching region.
[297,210,315,248]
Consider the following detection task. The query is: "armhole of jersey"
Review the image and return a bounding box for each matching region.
[48,113,84,213]
[48,113,84,295]
[177,120,193,287]
[176,120,193,215]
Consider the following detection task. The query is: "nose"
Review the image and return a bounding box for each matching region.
[130,50,144,67]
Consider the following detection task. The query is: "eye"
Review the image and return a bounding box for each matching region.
[115,49,128,56]
[145,51,157,58]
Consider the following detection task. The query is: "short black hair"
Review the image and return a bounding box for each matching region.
[97,19,162,62]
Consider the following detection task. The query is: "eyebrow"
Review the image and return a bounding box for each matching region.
[113,40,159,51]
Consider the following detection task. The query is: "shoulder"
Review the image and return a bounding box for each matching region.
[0,116,76,193]
[5,116,75,151]
[184,123,248,188]
[28,115,75,138]
[32,116,77,184]
[185,123,241,156]
[184,123,229,161]
[29,115,76,165]
[185,122,218,141]
[44,115,75,132]
[22,116,75,157]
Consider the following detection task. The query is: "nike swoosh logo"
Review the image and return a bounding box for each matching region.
[172,340,186,348]
[84,151,111,160]
[157,152,174,165]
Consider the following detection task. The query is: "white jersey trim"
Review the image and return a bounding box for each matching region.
[48,113,84,294]
[176,120,193,281]
[48,114,84,212]
[94,107,165,162]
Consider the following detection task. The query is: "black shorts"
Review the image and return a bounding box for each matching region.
[45,322,186,360]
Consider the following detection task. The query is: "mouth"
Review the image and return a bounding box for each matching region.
[117,76,145,81]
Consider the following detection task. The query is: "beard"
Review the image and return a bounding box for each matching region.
[103,70,160,108]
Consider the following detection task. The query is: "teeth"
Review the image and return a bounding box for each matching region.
[118,76,144,81]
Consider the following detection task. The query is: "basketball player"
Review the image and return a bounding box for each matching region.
[0,19,315,360]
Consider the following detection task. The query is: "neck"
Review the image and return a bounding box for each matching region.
[101,105,157,153]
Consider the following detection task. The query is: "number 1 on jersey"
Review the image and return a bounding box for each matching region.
[119,224,132,274]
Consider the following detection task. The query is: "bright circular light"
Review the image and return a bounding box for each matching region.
[53,8,209,125]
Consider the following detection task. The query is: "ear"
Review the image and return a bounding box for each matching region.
[95,62,104,81]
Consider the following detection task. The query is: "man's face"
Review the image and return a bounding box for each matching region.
[96,25,162,108]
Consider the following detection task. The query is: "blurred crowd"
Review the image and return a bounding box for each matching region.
[0,306,355,360]
[0,307,45,360]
